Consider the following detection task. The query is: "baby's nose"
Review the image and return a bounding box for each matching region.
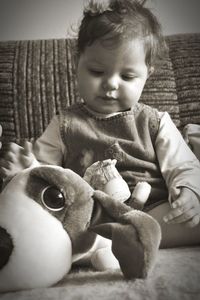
[102,76,119,91]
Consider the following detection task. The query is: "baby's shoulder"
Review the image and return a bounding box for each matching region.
[137,102,159,113]
[57,103,87,130]
[136,103,160,120]
[58,103,85,122]
[136,103,161,141]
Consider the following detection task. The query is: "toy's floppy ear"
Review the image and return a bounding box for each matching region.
[90,191,161,279]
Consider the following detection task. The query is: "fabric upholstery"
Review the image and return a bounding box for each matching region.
[0,33,200,144]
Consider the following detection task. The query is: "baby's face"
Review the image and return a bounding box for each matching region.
[77,38,149,115]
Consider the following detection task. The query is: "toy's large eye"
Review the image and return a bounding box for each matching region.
[41,186,65,211]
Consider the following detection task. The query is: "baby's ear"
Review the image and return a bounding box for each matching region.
[148,66,154,78]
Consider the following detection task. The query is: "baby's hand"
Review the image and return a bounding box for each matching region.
[0,141,36,179]
[163,187,200,228]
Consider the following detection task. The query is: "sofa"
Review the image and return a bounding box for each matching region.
[0,33,200,300]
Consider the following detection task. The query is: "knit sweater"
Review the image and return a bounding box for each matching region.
[59,103,168,206]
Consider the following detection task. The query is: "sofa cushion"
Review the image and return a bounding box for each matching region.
[0,39,78,143]
[140,44,180,128]
[167,34,200,129]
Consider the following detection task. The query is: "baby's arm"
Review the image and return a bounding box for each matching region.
[156,112,200,228]
[0,115,65,180]
[0,141,37,178]
[33,115,65,166]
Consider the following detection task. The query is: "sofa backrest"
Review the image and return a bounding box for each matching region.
[0,33,200,143]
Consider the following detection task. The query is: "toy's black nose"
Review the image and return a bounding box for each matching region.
[0,226,13,269]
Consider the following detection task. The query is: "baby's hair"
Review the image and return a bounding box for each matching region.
[77,0,166,66]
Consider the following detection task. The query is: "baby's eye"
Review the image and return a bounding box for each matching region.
[89,69,104,76]
[122,74,136,81]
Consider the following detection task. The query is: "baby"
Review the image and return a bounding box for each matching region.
[0,0,200,248]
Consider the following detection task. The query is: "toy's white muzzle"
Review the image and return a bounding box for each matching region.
[0,169,72,292]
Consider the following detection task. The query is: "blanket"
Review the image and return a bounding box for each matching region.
[0,247,199,300]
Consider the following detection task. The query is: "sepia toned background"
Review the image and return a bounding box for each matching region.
[0,0,199,41]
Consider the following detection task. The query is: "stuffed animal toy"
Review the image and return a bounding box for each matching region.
[0,140,161,292]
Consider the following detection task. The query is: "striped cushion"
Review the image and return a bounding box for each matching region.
[140,45,180,127]
[167,34,200,128]
[0,39,79,143]
[0,33,200,143]
[141,34,200,130]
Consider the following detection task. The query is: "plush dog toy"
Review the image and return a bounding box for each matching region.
[0,139,161,292]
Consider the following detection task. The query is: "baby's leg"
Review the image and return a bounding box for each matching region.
[147,202,200,248]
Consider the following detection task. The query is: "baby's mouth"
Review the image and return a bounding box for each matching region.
[99,96,118,102]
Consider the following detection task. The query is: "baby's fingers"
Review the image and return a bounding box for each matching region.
[172,197,197,210]
[0,165,10,178]
[4,142,22,153]
[185,215,200,228]
[0,160,15,178]
[3,150,19,163]
[171,187,199,210]
[21,141,32,156]
[164,207,199,224]
[163,206,184,223]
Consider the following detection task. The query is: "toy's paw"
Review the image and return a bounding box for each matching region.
[91,247,120,271]
[90,191,161,279]
[90,222,145,278]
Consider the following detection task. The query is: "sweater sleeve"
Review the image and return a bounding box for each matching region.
[33,115,66,166]
[155,112,200,201]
